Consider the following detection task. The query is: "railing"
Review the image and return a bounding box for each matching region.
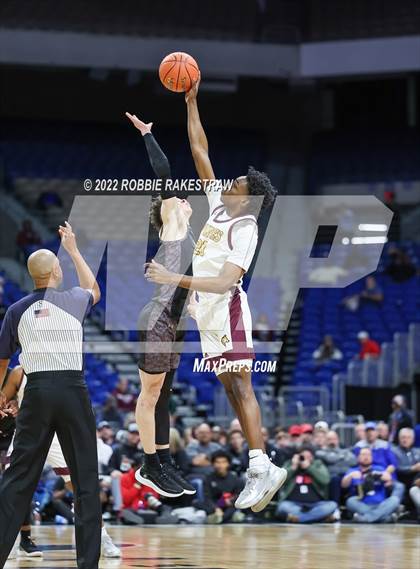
[332,323,420,413]
[212,324,420,425]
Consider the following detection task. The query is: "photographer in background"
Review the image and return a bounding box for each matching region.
[342,447,400,523]
[353,421,404,501]
[275,446,338,523]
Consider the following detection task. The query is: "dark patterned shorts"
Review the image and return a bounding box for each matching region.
[138,302,181,374]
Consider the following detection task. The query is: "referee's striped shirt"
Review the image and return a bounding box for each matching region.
[0,287,93,373]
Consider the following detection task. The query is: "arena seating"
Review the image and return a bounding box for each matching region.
[2,0,420,44]
[293,242,420,406]
[0,0,259,42]
[306,0,420,41]
[309,129,420,190]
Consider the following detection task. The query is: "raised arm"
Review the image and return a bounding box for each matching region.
[125,113,171,180]
[126,112,182,227]
[58,222,101,305]
[185,77,215,184]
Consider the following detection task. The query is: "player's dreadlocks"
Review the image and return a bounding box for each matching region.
[246,166,277,215]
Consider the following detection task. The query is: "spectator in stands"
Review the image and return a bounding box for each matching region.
[316,430,357,503]
[376,421,390,441]
[312,335,343,365]
[343,273,383,312]
[201,451,244,524]
[16,220,41,250]
[183,427,194,447]
[261,426,277,459]
[101,395,122,426]
[50,477,74,524]
[275,446,338,523]
[354,423,366,443]
[357,331,381,359]
[385,248,416,283]
[120,452,159,512]
[393,428,420,515]
[342,448,400,523]
[97,421,115,446]
[229,418,242,433]
[211,426,227,447]
[353,422,403,500]
[353,422,397,471]
[253,313,274,342]
[313,423,328,450]
[410,477,420,521]
[314,421,329,433]
[359,276,383,306]
[109,423,142,514]
[169,427,190,475]
[323,431,358,476]
[227,430,247,476]
[113,377,136,413]
[388,395,413,444]
[186,423,221,476]
[97,427,113,475]
[288,424,302,446]
[273,430,293,466]
[300,424,314,445]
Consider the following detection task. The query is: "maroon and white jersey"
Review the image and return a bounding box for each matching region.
[192,189,257,362]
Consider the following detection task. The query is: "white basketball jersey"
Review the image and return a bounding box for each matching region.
[192,190,258,307]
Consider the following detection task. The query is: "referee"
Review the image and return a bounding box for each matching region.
[0,222,102,569]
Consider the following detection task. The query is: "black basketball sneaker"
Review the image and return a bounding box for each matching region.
[20,537,43,557]
[135,465,184,498]
[161,462,197,495]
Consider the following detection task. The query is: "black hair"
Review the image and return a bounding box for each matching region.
[211,450,232,464]
[246,166,277,214]
[132,452,144,468]
[298,444,315,456]
[150,196,163,231]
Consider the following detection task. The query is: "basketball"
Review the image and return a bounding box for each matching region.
[159,52,199,93]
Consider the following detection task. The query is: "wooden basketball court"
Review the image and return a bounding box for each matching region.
[4,524,419,569]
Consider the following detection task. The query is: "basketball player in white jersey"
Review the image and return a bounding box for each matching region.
[146,76,287,512]
[0,366,120,559]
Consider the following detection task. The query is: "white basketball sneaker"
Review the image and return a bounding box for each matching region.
[251,462,288,513]
[101,527,121,558]
[235,454,272,510]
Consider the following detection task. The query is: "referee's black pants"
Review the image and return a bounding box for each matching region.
[0,371,101,569]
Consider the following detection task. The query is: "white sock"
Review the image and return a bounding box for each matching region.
[101,527,108,537]
[249,449,269,471]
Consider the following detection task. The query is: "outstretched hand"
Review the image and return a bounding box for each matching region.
[125,112,153,136]
[59,221,78,255]
[185,72,201,103]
